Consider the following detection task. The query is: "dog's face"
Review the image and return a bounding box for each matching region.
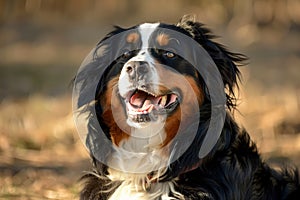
[99,23,204,150]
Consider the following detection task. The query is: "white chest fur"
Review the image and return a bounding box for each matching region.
[107,122,168,173]
[106,123,184,199]
[108,169,183,200]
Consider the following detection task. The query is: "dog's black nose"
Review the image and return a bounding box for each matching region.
[125,61,149,80]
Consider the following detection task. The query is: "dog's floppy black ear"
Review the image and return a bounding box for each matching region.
[177,16,248,110]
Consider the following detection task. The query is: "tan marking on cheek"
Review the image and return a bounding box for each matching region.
[100,77,130,146]
[156,34,170,46]
[155,64,205,146]
[126,32,140,43]
[162,106,181,147]
[101,109,130,146]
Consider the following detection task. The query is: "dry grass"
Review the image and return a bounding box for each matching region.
[238,86,300,164]
[0,95,90,199]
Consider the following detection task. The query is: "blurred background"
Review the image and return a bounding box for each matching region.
[0,0,300,199]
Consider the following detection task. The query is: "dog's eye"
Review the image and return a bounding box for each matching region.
[122,51,132,58]
[164,51,175,58]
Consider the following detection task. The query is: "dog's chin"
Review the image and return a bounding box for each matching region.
[126,113,167,129]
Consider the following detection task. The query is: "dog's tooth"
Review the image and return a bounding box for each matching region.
[148,105,154,112]
[160,95,167,107]
[141,100,151,110]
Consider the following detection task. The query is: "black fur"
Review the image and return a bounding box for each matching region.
[79,17,300,199]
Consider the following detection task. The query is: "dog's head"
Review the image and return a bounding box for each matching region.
[74,17,247,178]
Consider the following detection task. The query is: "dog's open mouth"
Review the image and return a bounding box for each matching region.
[124,89,179,123]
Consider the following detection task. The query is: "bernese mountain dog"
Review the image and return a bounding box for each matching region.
[74,16,300,199]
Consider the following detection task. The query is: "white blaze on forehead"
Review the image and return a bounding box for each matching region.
[138,23,160,49]
[135,23,160,95]
[135,23,159,62]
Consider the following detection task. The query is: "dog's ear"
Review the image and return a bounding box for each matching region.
[177,16,248,110]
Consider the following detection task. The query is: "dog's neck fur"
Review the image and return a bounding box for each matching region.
[106,124,184,200]
[108,122,168,172]
[107,173,183,200]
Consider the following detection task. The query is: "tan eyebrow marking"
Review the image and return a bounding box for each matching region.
[126,32,140,43]
[156,33,170,46]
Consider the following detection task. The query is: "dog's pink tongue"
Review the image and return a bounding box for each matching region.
[130,92,161,109]
[130,92,148,108]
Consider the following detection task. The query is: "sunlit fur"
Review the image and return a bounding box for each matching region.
[79,16,300,199]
